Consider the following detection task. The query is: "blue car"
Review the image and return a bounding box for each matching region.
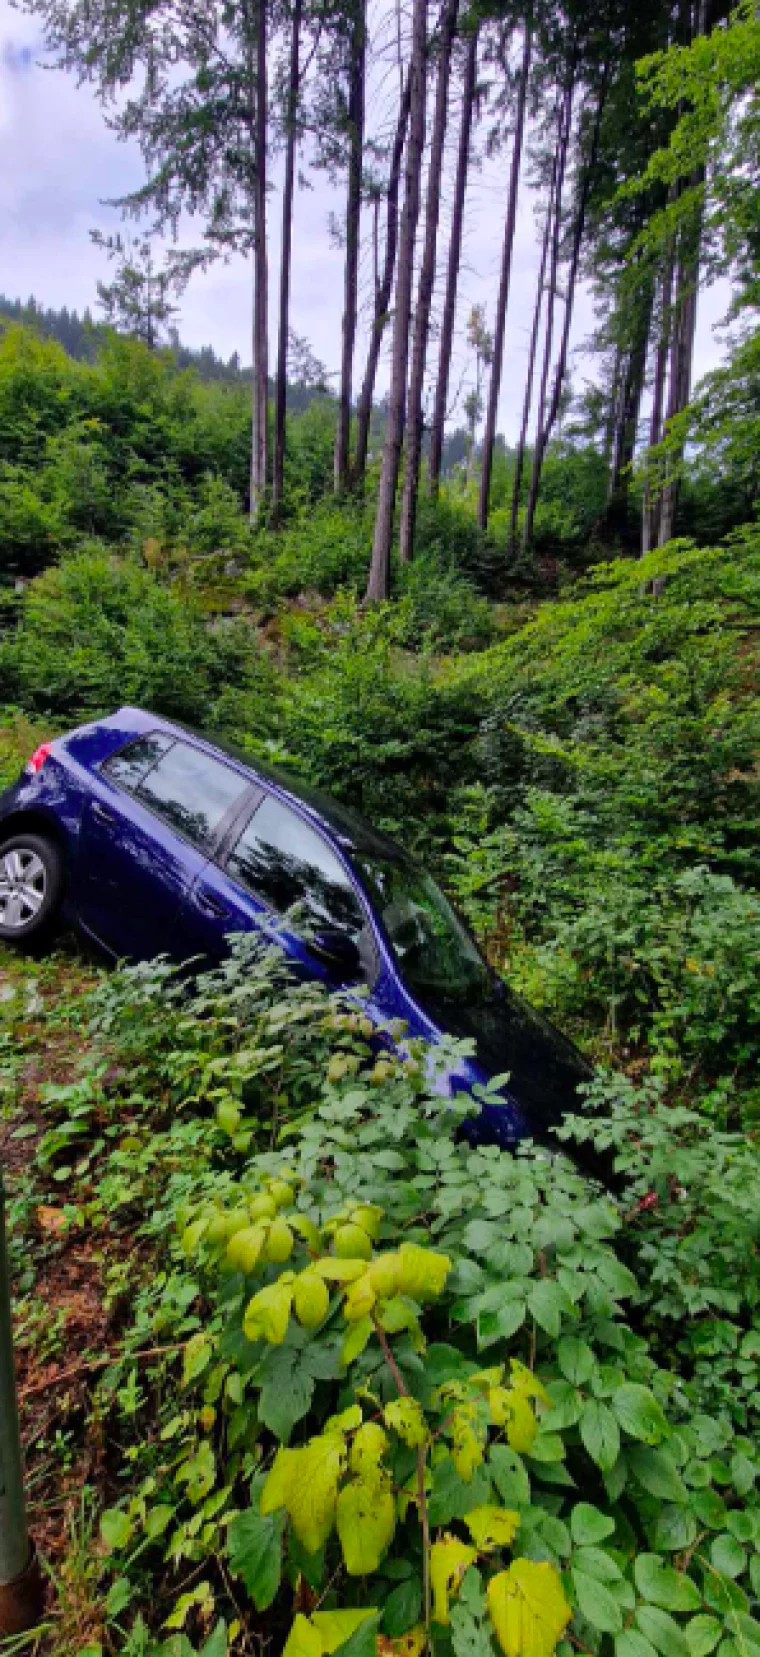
[0,706,591,1152]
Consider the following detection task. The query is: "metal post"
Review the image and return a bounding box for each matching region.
[0,1169,44,1635]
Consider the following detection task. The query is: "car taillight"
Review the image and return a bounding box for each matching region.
[26,743,52,776]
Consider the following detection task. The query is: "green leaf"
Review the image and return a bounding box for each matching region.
[570,1504,615,1546]
[101,1509,132,1552]
[227,1508,283,1611]
[612,1385,668,1445]
[105,1578,132,1621]
[336,1477,395,1574]
[572,1570,623,1634]
[183,1332,213,1387]
[450,1600,497,1657]
[489,1447,530,1509]
[382,1576,423,1638]
[636,1607,691,1657]
[710,1535,746,1580]
[557,1338,595,1386]
[617,1633,659,1657]
[580,1400,620,1472]
[258,1333,342,1442]
[200,1622,228,1657]
[322,1613,380,1657]
[628,1447,687,1504]
[655,1506,698,1553]
[634,1556,701,1612]
[685,1617,722,1657]
[429,1457,492,1526]
[527,1280,568,1338]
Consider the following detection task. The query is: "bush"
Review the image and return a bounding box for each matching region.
[0,548,275,725]
[23,942,760,1657]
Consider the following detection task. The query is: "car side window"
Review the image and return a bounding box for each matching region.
[227,794,365,939]
[102,732,174,791]
[133,742,248,851]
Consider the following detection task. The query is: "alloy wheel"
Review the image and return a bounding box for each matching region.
[0,847,47,931]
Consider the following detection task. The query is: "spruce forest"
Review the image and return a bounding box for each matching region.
[0,1,759,1655]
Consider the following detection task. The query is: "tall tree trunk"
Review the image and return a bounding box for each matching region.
[334,0,366,495]
[605,277,654,536]
[521,65,575,555]
[271,0,303,523]
[508,120,560,558]
[365,0,427,601]
[250,0,269,519]
[353,69,411,488]
[641,255,674,554]
[398,0,460,563]
[477,22,532,532]
[427,25,479,496]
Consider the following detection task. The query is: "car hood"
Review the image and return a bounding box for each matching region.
[426,978,593,1132]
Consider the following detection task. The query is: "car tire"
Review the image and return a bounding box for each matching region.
[0,833,64,947]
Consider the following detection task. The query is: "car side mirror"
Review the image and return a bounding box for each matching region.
[309,928,362,980]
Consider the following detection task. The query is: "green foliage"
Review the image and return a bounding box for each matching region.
[7,942,760,1655]
[0,549,276,724]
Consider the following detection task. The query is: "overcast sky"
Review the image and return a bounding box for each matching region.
[0,1,732,440]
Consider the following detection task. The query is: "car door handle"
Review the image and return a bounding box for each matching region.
[196,887,228,918]
[91,800,117,826]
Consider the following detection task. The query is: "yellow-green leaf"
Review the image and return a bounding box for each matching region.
[311,1610,378,1653]
[350,1422,389,1475]
[397,1243,451,1301]
[260,1447,300,1517]
[384,1397,427,1448]
[343,1274,377,1322]
[243,1278,294,1345]
[449,1407,485,1480]
[336,1476,396,1574]
[315,1257,367,1283]
[464,1506,520,1552]
[342,1314,373,1365]
[487,1559,571,1657]
[431,1535,477,1625]
[287,1433,345,1553]
[282,1613,324,1657]
[510,1361,551,1408]
[293,1271,330,1329]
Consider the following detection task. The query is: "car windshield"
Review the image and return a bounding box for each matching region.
[356,855,493,1005]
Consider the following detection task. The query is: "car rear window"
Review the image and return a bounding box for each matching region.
[102,732,174,791]
[134,741,248,850]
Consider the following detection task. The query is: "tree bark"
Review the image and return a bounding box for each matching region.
[605,277,654,535]
[508,113,561,558]
[477,22,532,532]
[271,0,303,523]
[250,0,269,519]
[520,64,575,556]
[398,0,460,563]
[641,255,674,554]
[353,68,411,488]
[427,25,479,496]
[334,0,366,495]
[365,0,427,601]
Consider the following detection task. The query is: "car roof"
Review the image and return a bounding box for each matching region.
[117,707,408,865]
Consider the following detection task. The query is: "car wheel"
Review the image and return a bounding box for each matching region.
[0,833,64,946]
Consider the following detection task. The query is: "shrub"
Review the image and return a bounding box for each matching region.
[24,942,760,1657]
[0,548,273,725]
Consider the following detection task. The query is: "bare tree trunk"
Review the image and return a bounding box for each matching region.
[398,0,460,563]
[521,66,575,555]
[657,231,700,544]
[334,0,366,495]
[641,256,674,554]
[605,278,653,534]
[366,0,427,601]
[353,70,411,488]
[271,0,303,523]
[508,124,560,558]
[477,22,532,532]
[427,25,479,496]
[250,0,269,519]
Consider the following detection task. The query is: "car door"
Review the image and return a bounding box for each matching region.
[74,734,252,960]
[174,790,381,991]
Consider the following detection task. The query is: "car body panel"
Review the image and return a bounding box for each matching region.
[0,706,592,1153]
